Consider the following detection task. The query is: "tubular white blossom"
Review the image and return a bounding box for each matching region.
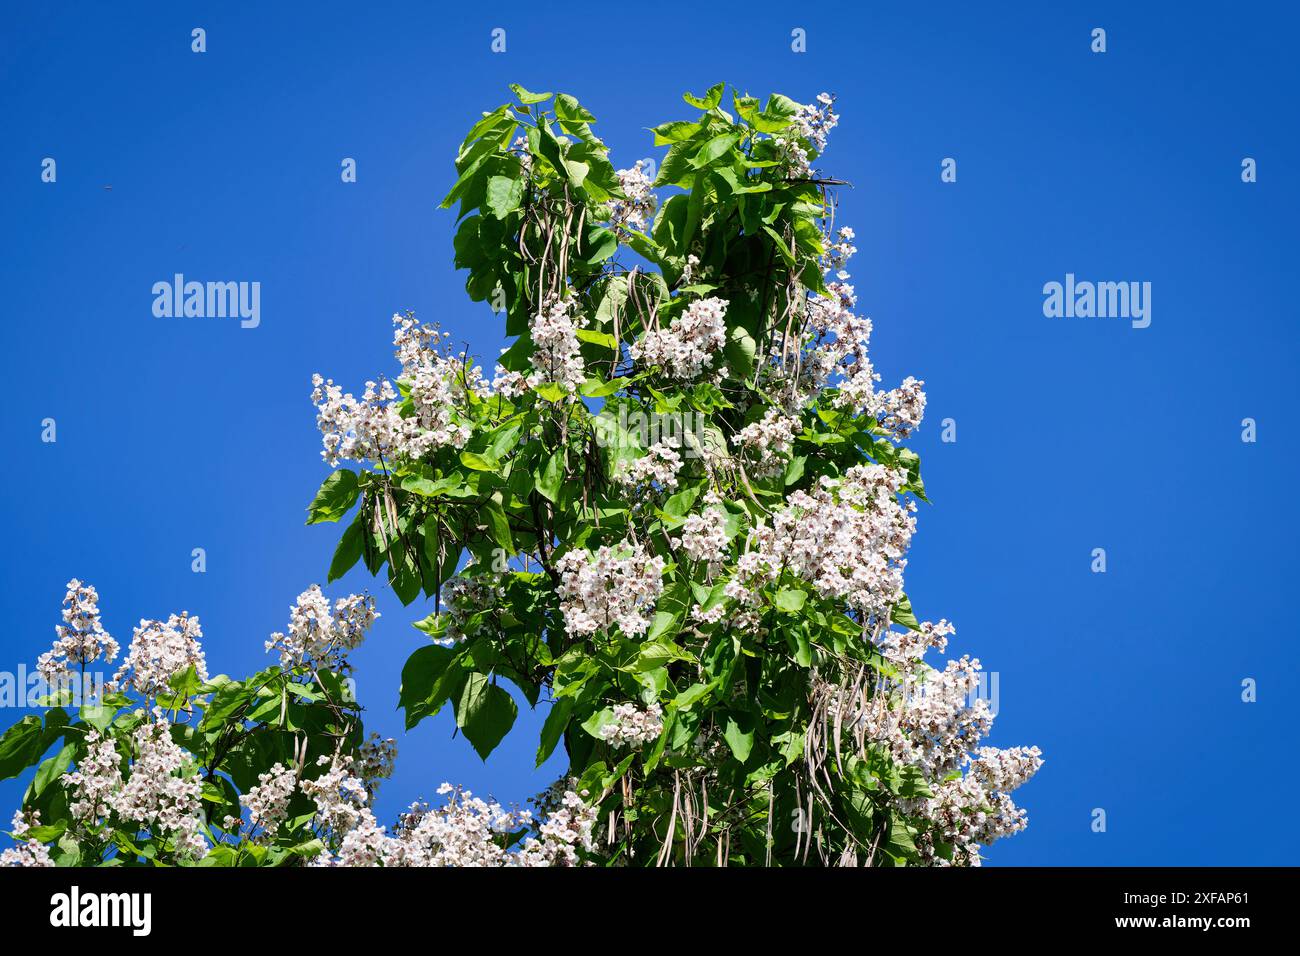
[557,540,666,639]
[526,296,587,395]
[265,586,379,670]
[608,161,657,232]
[113,611,207,698]
[630,297,728,381]
[599,702,664,748]
[240,762,297,836]
[36,580,119,685]
[110,717,208,860]
[615,441,684,492]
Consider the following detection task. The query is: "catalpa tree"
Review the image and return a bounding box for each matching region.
[0,84,1040,867]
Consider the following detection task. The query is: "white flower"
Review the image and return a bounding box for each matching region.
[556,540,665,639]
[732,408,801,477]
[113,612,207,698]
[608,161,657,232]
[526,296,587,395]
[310,312,482,467]
[630,297,728,381]
[110,717,208,859]
[309,772,597,868]
[674,494,730,566]
[599,702,664,748]
[776,93,838,177]
[62,730,122,823]
[265,586,379,669]
[35,580,119,685]
[241,762,297,835]
[616,441,683,491]
[440,574,506,644]
[301,753,369,840]
[727,465,915,620]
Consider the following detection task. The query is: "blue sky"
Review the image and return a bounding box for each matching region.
[2,1,1296,865]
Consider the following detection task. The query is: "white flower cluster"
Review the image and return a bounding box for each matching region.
[279,589,372,665]
[798,236,927,440]
[877,375,927,441]
[879,619,954,666]
[629,297,728,381]
[63,730,122,822]
[63,717,207,859]
[112,612,207,699]
[731,408,802,477]
[300,753,370,840]
[303,757,597,867]
[778,93,839,177]
[608,161,657,232]
[265,586,379,670]
[310,374,404,467]
[970,746,1044,795]
[674,494,730,568]
[526,296,587,395]
[113,719,208,858]
[0,812,54,867]
[311,313,482,467]
[240,762,297,835]
[823,225,857,276]
[356,733,397,790]
[615,441,683,491]
[727,465,915,621]
[36,580,119,685]
[440,573,506,644]
[392,312,479,454]
[804,280,878,410]
[556,539,666,639]
[491,365,528,399]
[859,627,1043,866]
[599,702,664,749]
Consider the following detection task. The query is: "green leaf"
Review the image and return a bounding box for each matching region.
[327,516,365,583]
[575,328,618,350]
[891,594,921,630]
[399,644,458,729]
[306,470,360,524]
[672,681,713,712]
[691,132,742,168]
[536,450,564,503]
[31,742,76,797]
[0,717,46,781]
[651,120,704,145]
[683,82,725,110]
[580,707,616,741]
[579,374,629,399]
[482,500,514,554]
[633,638,695,671]
[534,382,568,403]
[459,450,499,472]
[536,698,573,767]
[485,174,524,219]
[200,679,257,734]
[723,713,755,763]
[454,673,518,760]
[509,84,552,105]
[554,93,596,124]
[724,325,757,380]
[773,588,807,613]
